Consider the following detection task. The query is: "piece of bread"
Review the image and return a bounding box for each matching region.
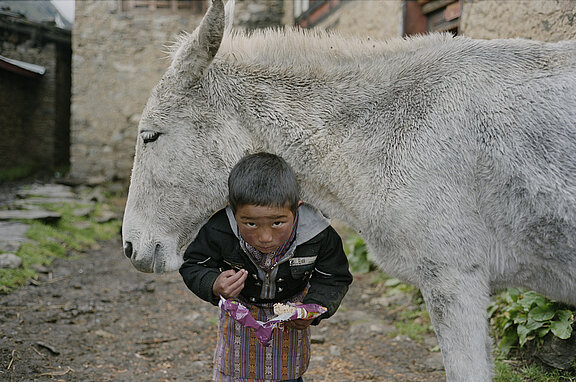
[273,303,297,316]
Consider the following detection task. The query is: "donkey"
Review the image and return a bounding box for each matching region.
[122,0,576,380]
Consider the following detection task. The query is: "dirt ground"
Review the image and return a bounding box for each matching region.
[0,236,445,381]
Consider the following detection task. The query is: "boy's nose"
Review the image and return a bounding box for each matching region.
[258,229,273,243]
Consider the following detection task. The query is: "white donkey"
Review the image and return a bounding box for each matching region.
[122,0,576,380]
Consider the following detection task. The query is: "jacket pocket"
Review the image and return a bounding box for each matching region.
[289,254,317,279]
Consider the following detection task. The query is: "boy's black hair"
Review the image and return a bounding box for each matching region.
[228,152,300,214]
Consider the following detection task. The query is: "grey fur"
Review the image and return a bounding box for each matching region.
[122,0,576,380]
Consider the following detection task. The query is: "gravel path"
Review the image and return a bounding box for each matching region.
[1,235,445,381]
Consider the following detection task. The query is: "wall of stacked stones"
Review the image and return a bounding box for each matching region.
[70,0,284,182]
[70,0,575,182]
[314,0,575,41]
[460,0,575,41]
[0,36,61,170]
[71,0,203,181]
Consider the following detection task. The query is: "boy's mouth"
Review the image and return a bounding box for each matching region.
[257,246,277,253]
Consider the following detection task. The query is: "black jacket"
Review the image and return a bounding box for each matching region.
[179,207,353,322]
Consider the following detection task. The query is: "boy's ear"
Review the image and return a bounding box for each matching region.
[298,200,303,208]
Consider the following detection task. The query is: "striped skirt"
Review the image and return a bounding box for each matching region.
[212,301,311,382]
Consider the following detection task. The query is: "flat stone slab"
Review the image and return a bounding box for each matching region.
[0,210,61,223]
[0,221,31,252]
[17,184,76,200]
[13,197,85,207]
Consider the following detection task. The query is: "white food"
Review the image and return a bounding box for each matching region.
[273,303,297,316]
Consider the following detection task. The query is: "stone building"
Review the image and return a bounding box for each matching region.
[0,3,71,174]
[70,0,283,181]
[70,0,576,183]
[296,0,576,41]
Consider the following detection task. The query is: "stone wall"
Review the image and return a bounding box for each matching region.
[460,0,576,41]
[70,0,285,181]
[312,0,403,40]
[0,18,71,172]
[312,0,575,41]
[70,0,204,181]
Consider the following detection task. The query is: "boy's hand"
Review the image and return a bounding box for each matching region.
[213,269,248,299]
[284,317,315,330]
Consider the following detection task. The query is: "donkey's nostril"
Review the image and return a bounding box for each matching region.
[123,241,133,259]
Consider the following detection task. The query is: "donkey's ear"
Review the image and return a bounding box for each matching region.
[171,0,225,82]
[224,0,235,31]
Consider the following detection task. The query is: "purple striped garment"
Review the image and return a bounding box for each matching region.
[212,296,310,382]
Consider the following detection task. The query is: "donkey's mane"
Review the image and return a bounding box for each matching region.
[169,27,459,75]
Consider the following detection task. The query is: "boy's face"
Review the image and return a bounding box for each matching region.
[235,203,298,253]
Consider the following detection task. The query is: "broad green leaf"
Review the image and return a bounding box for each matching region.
[555,309,574,323]
[528,306,555,322]
[507,288,522,302]
[498,333,519,356]
[524,318,543,331]
[517,325,530,346]
[550,320,573,339]
[519,292,547,310]
[536,326,550,338]
[513,315,527,324]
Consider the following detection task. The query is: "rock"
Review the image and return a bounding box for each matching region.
[86,176,107,186]
[30,264,51,273]
[533,332,576,370]
[311,334,326,344]
[96,210,119,223]
[347,310,396,340]
[424,352,445,371]
[17,184,76,199]
[370,292,411,307]
[0,210,61,224]
[72,207,94,217]
[84,188,106,203]
[13,197,80,207]
[0,221,31,252]
[0,253,22,269]
[329,345,341,356]
[35,342,60,355]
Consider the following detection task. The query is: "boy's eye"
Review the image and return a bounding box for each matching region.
[273,221,285,227]
[245,222,256,228]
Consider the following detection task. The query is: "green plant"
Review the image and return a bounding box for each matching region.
[343,233,376,274]
[489,288,575,356]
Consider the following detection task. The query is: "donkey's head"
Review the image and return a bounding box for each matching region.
[122,0,247,273]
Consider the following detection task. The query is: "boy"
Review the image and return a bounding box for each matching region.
[180,152,353,382]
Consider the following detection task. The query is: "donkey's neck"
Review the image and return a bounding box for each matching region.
[225,73,367,230]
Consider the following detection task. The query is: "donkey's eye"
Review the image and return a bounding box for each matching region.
[141,131,160,144]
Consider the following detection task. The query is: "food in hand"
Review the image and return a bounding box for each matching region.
[273,302,298,316]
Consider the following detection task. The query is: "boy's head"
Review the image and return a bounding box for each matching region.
[228,152,300,214]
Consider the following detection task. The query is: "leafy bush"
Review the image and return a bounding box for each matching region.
[343,233,376,274]
[489,288,575,356]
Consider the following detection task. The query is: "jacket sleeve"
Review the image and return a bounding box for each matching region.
[302,226,353,323]
[179,221,223,306]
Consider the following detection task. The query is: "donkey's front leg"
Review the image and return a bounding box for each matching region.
[419,268,493,382]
